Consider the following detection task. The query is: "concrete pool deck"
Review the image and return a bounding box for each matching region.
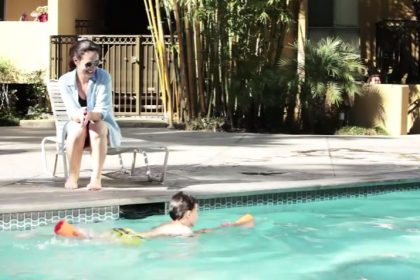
[2,126,420,213]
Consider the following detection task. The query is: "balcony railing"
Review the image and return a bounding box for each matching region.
[50,35,174,117]
[376,20,420,84]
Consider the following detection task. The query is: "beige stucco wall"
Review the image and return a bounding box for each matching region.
[49,0,103,35]
[351,84,411,135]
[4,0,47,21]
[0,22,49,76]
[0,0,105,79]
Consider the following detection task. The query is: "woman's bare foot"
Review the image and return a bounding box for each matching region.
[64,178,78,190]
[86,182,102,191]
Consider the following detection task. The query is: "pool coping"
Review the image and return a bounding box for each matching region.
[0,172,420,232]
[3,173,420,214]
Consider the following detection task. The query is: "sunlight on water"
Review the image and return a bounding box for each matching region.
[1,190,420,279]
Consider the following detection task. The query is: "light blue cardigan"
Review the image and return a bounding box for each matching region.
[58,68,122,148]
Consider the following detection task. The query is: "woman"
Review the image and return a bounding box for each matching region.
[58,39,121,190]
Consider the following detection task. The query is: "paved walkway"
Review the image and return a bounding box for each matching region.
[1,126,420,213]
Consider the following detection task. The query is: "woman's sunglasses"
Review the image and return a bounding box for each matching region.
[84,60,101,68]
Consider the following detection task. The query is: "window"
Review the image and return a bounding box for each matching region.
[308,0,360,50]
[0,0,4,21]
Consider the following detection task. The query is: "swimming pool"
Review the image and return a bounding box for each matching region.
[1,189,420,280]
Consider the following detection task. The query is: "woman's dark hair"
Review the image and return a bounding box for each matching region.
[168,192,198,221]
[68,39,100,71]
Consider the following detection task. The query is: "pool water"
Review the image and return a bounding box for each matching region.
[1,190,420,280]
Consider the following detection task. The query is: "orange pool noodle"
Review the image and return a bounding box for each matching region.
[233,214,254,226]
[54,220,85,238]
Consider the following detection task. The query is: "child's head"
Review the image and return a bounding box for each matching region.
[169,192,198,226]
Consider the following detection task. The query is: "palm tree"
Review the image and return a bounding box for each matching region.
[279,37,366,133]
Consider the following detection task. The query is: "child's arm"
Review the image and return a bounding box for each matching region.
[136,228,162,238]
[194,214,255,234]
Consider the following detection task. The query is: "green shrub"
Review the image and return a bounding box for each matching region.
[0,59,48,125]
[0,57,19,83]
[0,84,17,116]
[0,114,19,126]
[23,70,49,119]
[187,117,226,131]
[335,126,388,136]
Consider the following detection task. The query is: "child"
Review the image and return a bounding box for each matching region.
[136,191,254,237]
[54,191,254,242]
[139,191,199,237]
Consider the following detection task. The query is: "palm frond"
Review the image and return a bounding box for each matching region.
[325,82,342,106]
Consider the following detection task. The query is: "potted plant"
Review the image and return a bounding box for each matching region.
[31,6,48,22]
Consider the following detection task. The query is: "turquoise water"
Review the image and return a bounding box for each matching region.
[1,190,420,280]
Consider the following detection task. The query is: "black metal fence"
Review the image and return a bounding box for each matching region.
[376,20,420,84]
[50,35,173,116]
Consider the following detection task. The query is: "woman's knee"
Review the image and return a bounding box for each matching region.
[66,122,87,142]
[89,121,108,139]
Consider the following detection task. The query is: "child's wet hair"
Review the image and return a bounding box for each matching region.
[168,192,198,220]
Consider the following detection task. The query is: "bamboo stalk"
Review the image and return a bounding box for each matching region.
[144,0,173,126]
[184,1,197,118]
[164,0,181,122]
[155,0,173,125]
[140,0,296,128]
[173,1,191,121]
[193,0,206,116]
[215,1,224,116]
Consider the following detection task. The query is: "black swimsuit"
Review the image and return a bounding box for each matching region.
[78,96,87,107]
[78,96,90,147]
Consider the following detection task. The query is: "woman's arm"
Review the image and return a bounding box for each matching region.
[58,77,85,122]
[91,70,113,121]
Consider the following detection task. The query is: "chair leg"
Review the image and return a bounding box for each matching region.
[62,152,68,179]
[159,147,170,183]
[117,146,169,183]
[117,153,125,172]
[141,150,152,181]
[130,150,137,176]
[41,138,59,177]
[41,138,51,176]
[52,154,59,177]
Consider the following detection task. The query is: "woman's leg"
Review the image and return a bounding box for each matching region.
[87,121,108,190]
[65,122,88,189]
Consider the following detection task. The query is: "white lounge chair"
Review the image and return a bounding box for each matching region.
[41,80,169,182]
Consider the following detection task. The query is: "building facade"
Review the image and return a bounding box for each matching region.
[1,0,419,128]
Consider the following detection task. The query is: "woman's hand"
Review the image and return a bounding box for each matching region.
[79,107,89,127]
[82,111,98,127]
[71,107,87,124]
[72,108,101,126]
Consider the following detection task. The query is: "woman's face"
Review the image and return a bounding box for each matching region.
[74,51,100,78]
